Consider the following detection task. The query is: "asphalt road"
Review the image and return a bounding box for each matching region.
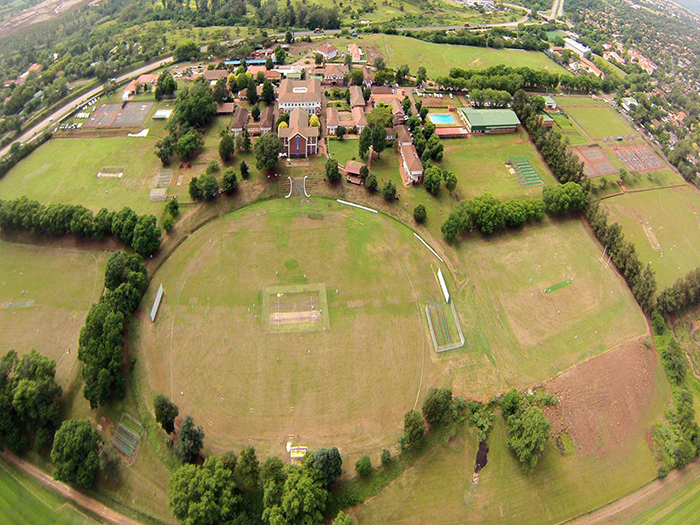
[0,55,174,158]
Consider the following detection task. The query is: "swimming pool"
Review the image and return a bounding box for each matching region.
[428,113,456,125]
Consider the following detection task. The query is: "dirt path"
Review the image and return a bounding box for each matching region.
[1,451,140,525]
[569,459,700,524]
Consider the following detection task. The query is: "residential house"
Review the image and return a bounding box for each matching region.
[395,124,412,145]
[316,44,338,61]
[231,108,249,136]
[278,108,319,157]
[278,79,323,115]
[216,102,235,115]
[348,43,364,63]
[259,106,275,134]
[399,144,424,185]
[323,64,349,85]
[349,86,365,108]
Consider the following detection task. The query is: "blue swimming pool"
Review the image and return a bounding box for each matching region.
[428,113,456,125]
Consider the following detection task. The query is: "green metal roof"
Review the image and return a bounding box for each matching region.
[458,108,521,128]
[543,95,556,105]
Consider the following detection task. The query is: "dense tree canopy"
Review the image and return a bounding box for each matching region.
[51,419,101,488]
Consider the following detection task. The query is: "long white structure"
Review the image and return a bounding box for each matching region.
[150,284,164,322]
[563,37,591,57]
[438,268,450,304]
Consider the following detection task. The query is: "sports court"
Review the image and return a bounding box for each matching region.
[85,102,154,128]
[613,145,665,172]
[572,146,617,177]
[506,156,544,186]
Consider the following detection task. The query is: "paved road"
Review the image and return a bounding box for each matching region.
[0,55,174,158]
[1,451,140,525]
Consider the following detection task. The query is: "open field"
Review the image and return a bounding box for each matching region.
[0,240,105,389]
[565,106,635,139]
[439,129,558,200]
[632,462,700,523]
[134,198,452,459]
[601,186,700,289]
[354,339,670,523]
[448,219,648,398]
[332,34,567,78]
[0,458,99,524]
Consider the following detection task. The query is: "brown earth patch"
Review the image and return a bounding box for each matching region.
[544,339,656,457]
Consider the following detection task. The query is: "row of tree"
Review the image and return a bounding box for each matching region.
[656,268,700,317]
[0,197,161,257]
[512,91,587,185]
[441,191,551,240]
[0,133,52,179]
[78,252,148,408]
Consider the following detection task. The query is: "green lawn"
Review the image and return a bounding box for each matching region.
[564,106,634,139]
[439,129,559,201]
[448,218,648,398]
[328,138,362,167]
[333,34,567,78]
[0,459,98,524]
[601,186,700,289]
[633,473,700,524]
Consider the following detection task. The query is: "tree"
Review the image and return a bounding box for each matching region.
[262,462,328,524]
[166,198,180,218]
[443,169,458,193]
[254,132,284,172]
[221,168,238,194]
[395,64,410,85]
[261,456,286,486]
[423,167,442,195]
[163,215,175,233]
[500,389,521,418]
[382,181,397,200]
[236,445,260,488]
[413,204,427,223]
[199,173,219,201]
[309,114,321,128]
[359,125,372,157]
[407,115,421,133]
[336,126,346,140]
[177,130,203,160]
[262,80,275,104]
[154,394,179,434]
[355,455,372,477]
[359,165,369,180]
[208,160,220,175]
[51,420,101,488]
[242,129,252,152]
[131,215,161,257]
[311,447,343,486]
[155,135,175,165]
[176,416,204,464]
[371,125,387,157]
[189,177,203,201]
[399,410,425,451]
[365,174,378,191]
[169,456,242,524]
[507,406,550,470]
[247,77,258,104]
[155,71,177,100]
[422,387,453,426]
[219,134,235,162]
[373,56,386,70]
[349,68,364,86]
[333,511,356,525]
[381,449,392,465]
[174,41,200,62]
[240,161,250,179]
[326,158,341,183]
[416,66,427,85]
[98,446,121,486]
[274,45,287,65]
[213,77,230,103]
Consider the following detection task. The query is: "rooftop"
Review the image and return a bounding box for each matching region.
[458,108,521,128]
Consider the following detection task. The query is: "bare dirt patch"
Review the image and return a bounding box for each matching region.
[0,0,88,37]
[544,340,657,457]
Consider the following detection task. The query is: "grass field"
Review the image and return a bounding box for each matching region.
[564,106,634,140]
[0,458,98,524]
[439,129,558,200]
[0,240,105,389]
[134,198,452,460]
[601,186,700,289]
[332,34,567,78]
[447,219,648,398]
[355,343,670,524]
[633,473,700,524]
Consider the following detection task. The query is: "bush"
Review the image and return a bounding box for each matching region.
[381,181,397,200]
[413,204,427,223]
[365,174,378,191]
[355,455,372,477]
[501,389,521,418]
[381,449,392,465]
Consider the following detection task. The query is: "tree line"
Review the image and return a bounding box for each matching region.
[0,197,161,257]
[0,133,52,179]
[385,26,549,53]
[657,268,700,317]
[440,183,586,241]
[79,251,148,409]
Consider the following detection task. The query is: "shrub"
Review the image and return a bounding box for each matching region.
[355,455,372,477]
[413,204,427,223]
